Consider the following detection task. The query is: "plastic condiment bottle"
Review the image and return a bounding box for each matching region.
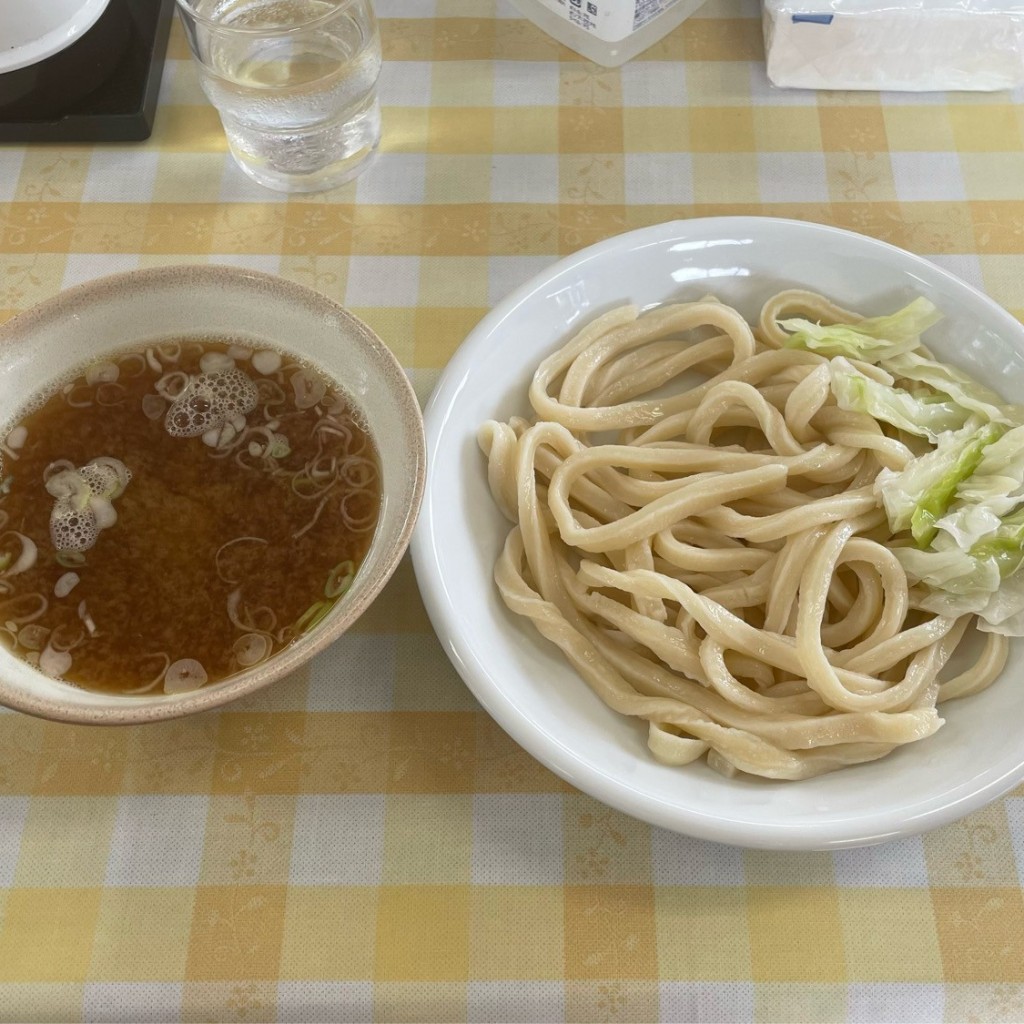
[508,0,707,66]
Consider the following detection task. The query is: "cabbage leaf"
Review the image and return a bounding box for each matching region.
[875,421,1004,547]
[884,350,1016,425]
[781,297,941,362]
[829,357,971,441]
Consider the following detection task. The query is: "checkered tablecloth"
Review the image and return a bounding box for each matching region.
[2,1,1024,1021]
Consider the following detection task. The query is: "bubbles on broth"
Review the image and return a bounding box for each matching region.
[45,456,132,553]
[164,367,258,440]
[0,337,381,695]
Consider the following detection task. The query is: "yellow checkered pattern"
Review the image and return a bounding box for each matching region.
[2,1,1024,1020]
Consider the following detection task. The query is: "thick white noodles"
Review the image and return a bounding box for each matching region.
[478,293,1009,781]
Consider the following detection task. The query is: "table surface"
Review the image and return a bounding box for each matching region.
[2,2,1024,1021]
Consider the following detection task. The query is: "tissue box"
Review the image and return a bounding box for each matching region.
[762,0,1024,90]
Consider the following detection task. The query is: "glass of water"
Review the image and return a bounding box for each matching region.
[175,0,382,193]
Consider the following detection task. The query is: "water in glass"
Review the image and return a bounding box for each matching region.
[184,0,381,192]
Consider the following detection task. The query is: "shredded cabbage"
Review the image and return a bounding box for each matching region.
[953,423,1024,518]
[895,510,1024,633]
[781,297,942,362]
[830,357,971,441]
[894,546,998,612]
[874,421,1004,547]
[781,293,1024,635]
[884,350,1016,425]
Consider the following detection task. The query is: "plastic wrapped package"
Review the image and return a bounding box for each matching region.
[762,0,1024,90]
[508,0,708,66]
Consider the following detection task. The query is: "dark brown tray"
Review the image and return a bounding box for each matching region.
[0,0,176,144]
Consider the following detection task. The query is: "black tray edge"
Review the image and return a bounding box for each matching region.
[0,0,177,146]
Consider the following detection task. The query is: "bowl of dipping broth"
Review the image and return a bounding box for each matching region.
[0,265,424,724]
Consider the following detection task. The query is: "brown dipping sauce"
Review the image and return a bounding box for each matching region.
[0,338,381,695]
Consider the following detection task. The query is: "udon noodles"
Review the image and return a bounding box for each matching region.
[478,291,1009,780]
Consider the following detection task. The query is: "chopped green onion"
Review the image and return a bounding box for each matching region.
[295,600,332,634]
[325,561,355,599]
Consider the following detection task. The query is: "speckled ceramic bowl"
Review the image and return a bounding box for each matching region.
[0,265,425,724]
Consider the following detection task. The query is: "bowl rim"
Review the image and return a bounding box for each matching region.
[411,214,1024,849]
[0,263,425,725]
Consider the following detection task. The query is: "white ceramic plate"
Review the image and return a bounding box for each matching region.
[411,217,1024,850]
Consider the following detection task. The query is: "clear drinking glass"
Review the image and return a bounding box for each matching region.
[174,0,382,193]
